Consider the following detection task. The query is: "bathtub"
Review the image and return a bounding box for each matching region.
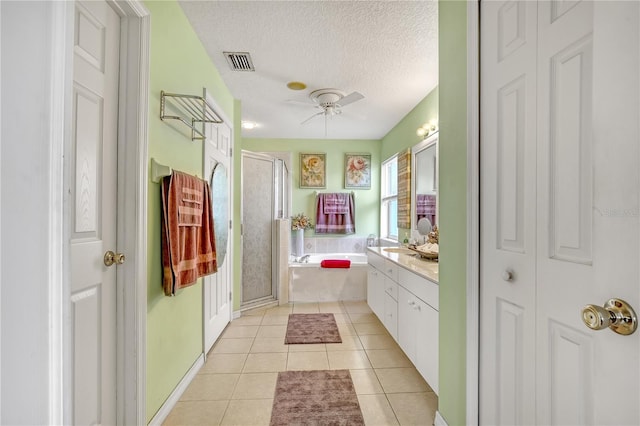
[288,253,367,302]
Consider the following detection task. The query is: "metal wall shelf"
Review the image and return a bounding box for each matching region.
[160,90,223,141]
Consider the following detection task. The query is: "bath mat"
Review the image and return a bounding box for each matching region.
[270,369,364,426]
[285,313,342,344]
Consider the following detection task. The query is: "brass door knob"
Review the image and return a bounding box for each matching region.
[104,250,126,267]
[582,298,637,335]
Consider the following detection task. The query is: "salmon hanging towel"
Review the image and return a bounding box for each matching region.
[315,192,355,234]
[161,171,217,296]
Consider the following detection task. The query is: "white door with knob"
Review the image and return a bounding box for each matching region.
[203,92,233,355]
[69,0,120,423]
[481,1,639,424]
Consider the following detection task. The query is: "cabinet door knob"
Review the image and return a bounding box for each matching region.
[502,270,513,282]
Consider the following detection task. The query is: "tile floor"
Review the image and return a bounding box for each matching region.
[163,301,438,425]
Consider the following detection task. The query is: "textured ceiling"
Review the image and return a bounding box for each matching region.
[179,1,438,140]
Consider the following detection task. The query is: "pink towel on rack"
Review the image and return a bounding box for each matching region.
[315,193,355,234]
[161,171,217,296]
[323,193,349,214]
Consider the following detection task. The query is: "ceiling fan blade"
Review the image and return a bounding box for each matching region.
[337,91,364,107]
[301,111,324,125]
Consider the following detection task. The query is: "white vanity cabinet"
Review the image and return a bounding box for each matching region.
[366,265,384,320]
[366,248,439,395]
[367,252,399,339]
[397,271,439,395]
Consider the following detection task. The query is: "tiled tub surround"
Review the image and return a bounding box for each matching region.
[288,254,368,302]
[366,247,439,395]
[296,236,369,255]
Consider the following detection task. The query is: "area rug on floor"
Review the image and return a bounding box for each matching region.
[270,369,365,426]
[284,313,342,344]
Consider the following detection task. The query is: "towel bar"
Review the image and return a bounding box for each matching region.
[314,191,355,198]
[151,158,172,183]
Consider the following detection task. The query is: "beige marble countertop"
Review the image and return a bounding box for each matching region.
[367,247,439,284]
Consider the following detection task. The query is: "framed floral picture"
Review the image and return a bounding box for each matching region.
[300,153,326,188]
[344,153,371,189]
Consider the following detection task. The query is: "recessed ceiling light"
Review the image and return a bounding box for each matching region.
[241,121,259,130]
[287,81,307,90]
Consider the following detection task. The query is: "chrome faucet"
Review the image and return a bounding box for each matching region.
[298,254,310,263]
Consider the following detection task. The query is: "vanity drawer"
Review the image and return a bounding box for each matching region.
[367,252,386,271]
[384,278,398,301]
[398,267,439,310]
[383,259,399,282]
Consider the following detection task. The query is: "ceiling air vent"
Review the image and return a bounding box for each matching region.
[223,51,255,71]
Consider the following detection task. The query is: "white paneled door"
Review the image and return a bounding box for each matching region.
[203,98,233,355]
[481,1,639,425]
[69,0,120,424]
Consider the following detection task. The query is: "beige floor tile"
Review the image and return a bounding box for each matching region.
[327,350,372,370]
[337,323,357,336]
[230,315,263,326]
[387,392,438,426]
[220,399,273,426]
[331,313,352,324]
[242,306,268,316]
[231,372,278,400]
[287,342,327,352]
[318,302,347,313]
[260,314,290,326]
[357,394,399,426]
[349,312,380,324]
[180,373,239,401]
[221,325,259,339]
[326,334,364,351]
[211,338,254,354]
[343,301,373,314]
[200,353,248,374]
[256,325,287,338]
[243,353,288,373]
[263,305,292,316]
[292,302,320,313]
[375,368,432,393]
[366,349,413,368]
[354,322,388,335]
[349,369,384,395]
[286,351,330,370]
[359,334,399,350]
[162,400,228,426]
[250,337,288,353]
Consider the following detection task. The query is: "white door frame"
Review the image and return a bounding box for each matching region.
[54,1,150,424]
[466,1,480,425]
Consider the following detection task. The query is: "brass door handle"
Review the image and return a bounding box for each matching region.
[104,250,125,267]
[582,298,637,335]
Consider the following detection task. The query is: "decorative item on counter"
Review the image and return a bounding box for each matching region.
[427,225,439,244]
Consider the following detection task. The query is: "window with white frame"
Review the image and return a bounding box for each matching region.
[381,155,398,241]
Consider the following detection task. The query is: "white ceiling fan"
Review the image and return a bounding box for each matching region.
[298,88,365,125]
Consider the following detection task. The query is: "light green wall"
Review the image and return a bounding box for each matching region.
[381,87,439,240]
[381,87,439,161]
[438,1,467,425]
[241,140,380,310]
[144,0,235,421]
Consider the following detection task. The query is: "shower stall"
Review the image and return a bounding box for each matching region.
[241,151,291,308]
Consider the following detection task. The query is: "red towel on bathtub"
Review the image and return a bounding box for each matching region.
[320,259,351,268]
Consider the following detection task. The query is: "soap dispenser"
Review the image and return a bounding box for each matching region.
[403,232,409,245]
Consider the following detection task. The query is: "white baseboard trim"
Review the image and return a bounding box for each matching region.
[148,354,205,426]
[435,411,448,426]
[232,309,242,319]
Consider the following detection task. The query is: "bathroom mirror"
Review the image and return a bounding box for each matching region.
[210,161,229,267]
[411,132,438,232]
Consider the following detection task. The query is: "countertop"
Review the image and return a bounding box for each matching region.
[367,247,439,284]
